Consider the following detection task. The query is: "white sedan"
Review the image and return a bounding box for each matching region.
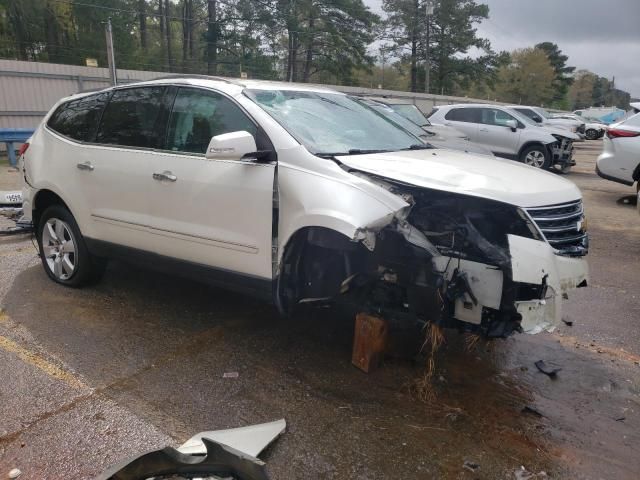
[596,113,640,207]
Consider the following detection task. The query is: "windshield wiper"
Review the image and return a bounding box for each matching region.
[347,148,392,155]
[403,144,432,150]
[316,145,429,158]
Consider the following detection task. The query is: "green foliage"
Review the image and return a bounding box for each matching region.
[535,41,575,107]
[0,0,377,82]
[382,0,494,94]
[569,69,631,110]
[491,48,556,106]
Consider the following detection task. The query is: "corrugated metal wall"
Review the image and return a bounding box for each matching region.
[0,59,165,131]
[0,59,519,153]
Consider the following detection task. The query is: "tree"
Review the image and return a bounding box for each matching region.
[383,0,493,94]
[535,42,574,107]
[569,70,597,110]
[492,48,555,105]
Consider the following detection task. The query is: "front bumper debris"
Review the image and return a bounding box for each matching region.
[96,419,286,480]
[550,138,574,166]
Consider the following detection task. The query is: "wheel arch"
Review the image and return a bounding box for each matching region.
[32,189,76,229]
[517,141,550,159]
[274,225,369,315]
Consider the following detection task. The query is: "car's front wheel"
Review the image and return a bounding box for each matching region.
[585,129,599,140]
[520,145,551,169]
[37,205,105,287]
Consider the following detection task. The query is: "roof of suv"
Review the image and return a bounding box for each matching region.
[87,76,341,98]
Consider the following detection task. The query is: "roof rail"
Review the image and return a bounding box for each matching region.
[150,74,243,85]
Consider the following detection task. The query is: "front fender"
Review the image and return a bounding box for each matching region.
[277,164,408,263]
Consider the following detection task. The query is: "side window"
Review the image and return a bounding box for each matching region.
[481,108,516,127]
[96,87,167,148]
[515,108,536,121]
[445,107,480,123]
[47,92,109,142]
[166,88,258,154]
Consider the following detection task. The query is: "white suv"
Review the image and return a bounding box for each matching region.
[20,78,588,338]
[429,104,580,171]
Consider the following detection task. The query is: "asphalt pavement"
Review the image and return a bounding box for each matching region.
[0,143,639,479]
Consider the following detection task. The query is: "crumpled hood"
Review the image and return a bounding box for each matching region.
[539,123,582,139]
[337,149,582,208]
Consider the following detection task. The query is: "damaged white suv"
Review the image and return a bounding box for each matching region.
[20,78,588,338]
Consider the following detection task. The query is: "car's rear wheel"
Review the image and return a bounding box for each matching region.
[520,145,551,169]
[585,129,599,140]
[37,205,105,287]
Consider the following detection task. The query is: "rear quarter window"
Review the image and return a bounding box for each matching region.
[47,92,110,142]
[444,108,480,123]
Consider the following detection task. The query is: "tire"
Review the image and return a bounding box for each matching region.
[520,145,551,170]
[585,129,599,140]
[36,204,106,287]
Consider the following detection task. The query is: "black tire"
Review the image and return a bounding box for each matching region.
[585,129,599,140]
[519,144,551,170]
[36,204,106,287]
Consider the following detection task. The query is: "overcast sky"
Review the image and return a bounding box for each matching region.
[365,0,640,97]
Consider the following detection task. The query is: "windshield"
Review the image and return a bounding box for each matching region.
[509,109,538,126]
[388,104,431,127]
[244,89,422,156]
[535,107,552,119]
[358,100,431,140]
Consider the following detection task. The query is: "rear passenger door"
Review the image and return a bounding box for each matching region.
[442,108,480,141]
[75,86,170,247]
[476,108,522,155]
[145,87,276,280]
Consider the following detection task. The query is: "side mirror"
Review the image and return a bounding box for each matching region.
[532,115,543,123]
[205,131,257,161]
[505,119,518,131]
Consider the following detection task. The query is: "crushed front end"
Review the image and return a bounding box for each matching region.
[549,136,575,168]
[342,181,589,338]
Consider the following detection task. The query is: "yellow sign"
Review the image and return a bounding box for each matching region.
[85,58,98,67]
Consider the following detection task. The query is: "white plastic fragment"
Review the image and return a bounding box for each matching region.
[8,468,21,479]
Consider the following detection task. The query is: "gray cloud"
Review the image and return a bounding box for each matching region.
[365,0,640,97]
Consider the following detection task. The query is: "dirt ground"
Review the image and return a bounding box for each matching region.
[0,142,639,479]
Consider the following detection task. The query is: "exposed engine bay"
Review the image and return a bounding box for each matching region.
[277,172,588,339]
[549,135,575,167]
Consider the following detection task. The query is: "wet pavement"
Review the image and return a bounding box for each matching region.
[1,142,639,479]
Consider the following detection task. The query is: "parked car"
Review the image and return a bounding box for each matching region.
[19,78,588,338]
[368,99,469,141]
[596,113,640,198]
[429,104,580,171]
[509,106,586,136]
[357,98,496,157]
[552,113,607,140]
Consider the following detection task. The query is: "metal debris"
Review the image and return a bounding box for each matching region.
[463,460,480,472]
[534,360,562,378]
[521,406,544,418]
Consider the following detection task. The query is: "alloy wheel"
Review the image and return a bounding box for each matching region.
[524,150,546,168]
[41,217,77,280]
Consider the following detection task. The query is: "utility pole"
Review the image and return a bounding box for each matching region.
[105,18,117,86]
[424,0,433,94]
[380,46,386,89]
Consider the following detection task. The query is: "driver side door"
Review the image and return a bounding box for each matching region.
[145,86,276,280]
[477,108,522,155]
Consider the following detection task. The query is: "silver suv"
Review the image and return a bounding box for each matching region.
[429,104,581,171]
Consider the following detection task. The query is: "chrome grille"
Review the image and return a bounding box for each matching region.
[525,200,588,256]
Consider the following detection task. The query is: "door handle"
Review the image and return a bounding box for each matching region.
[152,171,177,182]
[76,161,94,171]
[479,128,489,132]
